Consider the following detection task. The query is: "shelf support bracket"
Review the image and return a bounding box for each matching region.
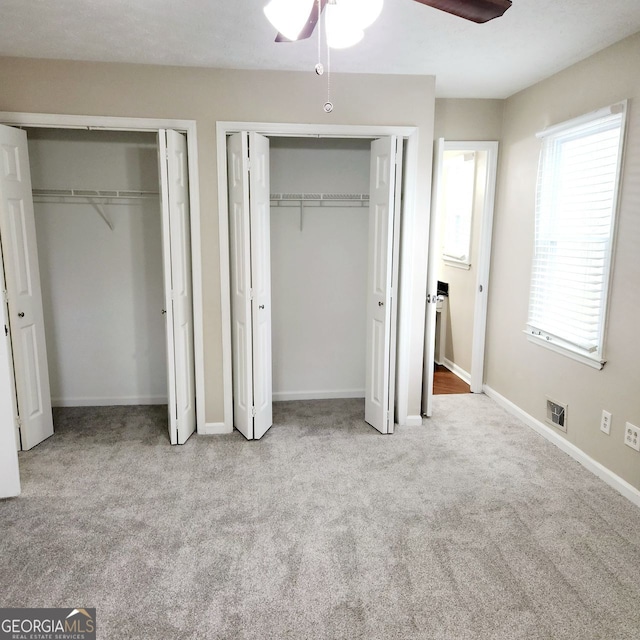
[88,198,114,231]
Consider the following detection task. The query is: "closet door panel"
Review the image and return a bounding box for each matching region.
[249,132,272,440]
[227,132,254,439]
[365,136,398,434]
[0,237,20,497]
[0,124,53,450]
[387,137,403,433]
[159,129,196,444]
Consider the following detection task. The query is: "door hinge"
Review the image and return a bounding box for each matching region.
[249,288,254,300]
[17,415,23,428]
[251,406,257,417]
[247,158,251,172]
[4,324,8,337]
[2,289,7,303]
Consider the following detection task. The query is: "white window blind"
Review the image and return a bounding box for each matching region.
[527,102,627,365]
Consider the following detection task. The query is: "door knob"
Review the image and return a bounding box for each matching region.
[378,301,384,307]
[161,309,166,315]
[259,305,265,310]
[18,312,24,318]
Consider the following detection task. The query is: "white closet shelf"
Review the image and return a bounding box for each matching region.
[32,188,159,200]
[31,189,159,232]
[270,193,370,208]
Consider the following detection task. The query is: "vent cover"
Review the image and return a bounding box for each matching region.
[546,398,567,432]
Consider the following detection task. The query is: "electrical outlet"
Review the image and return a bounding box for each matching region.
[600,410,611,435]
[624,423,640,452]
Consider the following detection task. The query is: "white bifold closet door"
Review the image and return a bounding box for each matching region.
[0,209,21,497]
[227,132,402,439]
[365,136,403,434]
[158,129,197,445]
[227,131,273,440]
[0,124,53,452]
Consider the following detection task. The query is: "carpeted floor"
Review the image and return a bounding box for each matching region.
[1,395,640,639]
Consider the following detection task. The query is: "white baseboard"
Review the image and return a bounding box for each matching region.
[273,389,365,402]
[198,422,232,435]
[483,385,640,508]
[52,395,168,407]
[443,358,471,385]
[405,415,423,427]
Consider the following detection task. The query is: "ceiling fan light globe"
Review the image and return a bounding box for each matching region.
[264,0,315,41]
[341,0,383,30]
[325,3,365,49]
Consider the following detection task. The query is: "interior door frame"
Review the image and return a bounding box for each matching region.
[0,111,206,436]
[216,122,419,432]
[423,139,499,412]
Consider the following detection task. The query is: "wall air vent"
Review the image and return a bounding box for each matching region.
[546,397,567,432]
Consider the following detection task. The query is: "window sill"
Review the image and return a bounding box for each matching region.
[443,258,471,270]
[524,331,605,370]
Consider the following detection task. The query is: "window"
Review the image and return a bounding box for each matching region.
[441,151,475,267]
[527,102,627,368]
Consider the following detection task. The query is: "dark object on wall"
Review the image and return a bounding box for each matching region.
[412,0,512,24]
[437,281,449,296]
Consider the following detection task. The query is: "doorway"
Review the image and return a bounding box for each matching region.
[0,121,198,459]
[224,129,407,439]
[423,140,499,414]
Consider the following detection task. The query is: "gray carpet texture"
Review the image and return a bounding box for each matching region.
[1,395,640,640]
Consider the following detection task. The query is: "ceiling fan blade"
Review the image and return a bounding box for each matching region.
[275,0,328,42]
[413,0,512,24]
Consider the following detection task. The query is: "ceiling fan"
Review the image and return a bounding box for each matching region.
[271,0,513,43]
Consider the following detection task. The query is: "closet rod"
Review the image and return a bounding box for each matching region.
[32,188,159,200]
[270,193,369,206]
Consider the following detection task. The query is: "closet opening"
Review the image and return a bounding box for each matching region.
[29,127,168,440]
[0,123,197,451]
[270,137,371,406]
[226,131,404,440]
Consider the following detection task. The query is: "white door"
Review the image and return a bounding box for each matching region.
[227,132,254,439]
[0,238,21,497]
[365,136,402,434]
[248,132,273,439]
[422,138,444,417]
[158,130,196,445]
[227,132,273,440]
[0,124,53,450]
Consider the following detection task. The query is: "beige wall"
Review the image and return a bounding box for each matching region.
[434,99,504,140]
[0,58,435,426]
[486,32,640,490]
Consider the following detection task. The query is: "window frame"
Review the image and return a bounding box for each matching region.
[526,101,628,369]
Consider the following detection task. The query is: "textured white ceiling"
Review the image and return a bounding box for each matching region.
[1,0,639,98]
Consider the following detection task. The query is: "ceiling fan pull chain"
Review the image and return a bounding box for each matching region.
[315,0,324,76]
[324,37,333,113]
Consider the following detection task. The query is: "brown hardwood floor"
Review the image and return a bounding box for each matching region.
[433,364,471,395]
